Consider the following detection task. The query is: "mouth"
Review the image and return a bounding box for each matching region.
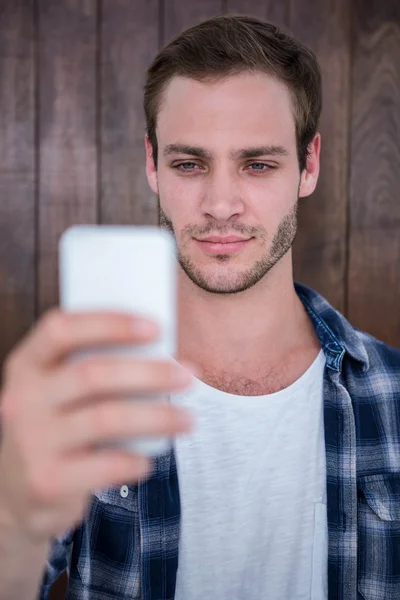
[195,237,253,255]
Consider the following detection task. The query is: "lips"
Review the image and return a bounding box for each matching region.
[195,237,252,255]
[197,236,250,243]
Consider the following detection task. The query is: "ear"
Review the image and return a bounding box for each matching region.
[145,134,158,195]
[298,133,321,198]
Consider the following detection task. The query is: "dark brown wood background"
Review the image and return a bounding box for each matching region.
[0,0,399,594]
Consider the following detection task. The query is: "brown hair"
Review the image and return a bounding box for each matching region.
[144,15,322,172]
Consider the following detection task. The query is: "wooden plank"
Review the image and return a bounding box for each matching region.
[37,0,97,314]
[163,0,224,43]
[348,0,400,346]
[225,0,287,28]
[100,0,160,226]
[0,0,35,365]
[289,0,351,313]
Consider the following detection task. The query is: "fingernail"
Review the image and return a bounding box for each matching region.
[173,368,194,386]
[180,361,202,378]
[132,318,159,336]
[177,409,195,428]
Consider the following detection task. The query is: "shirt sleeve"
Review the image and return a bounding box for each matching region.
[38,528,75,600]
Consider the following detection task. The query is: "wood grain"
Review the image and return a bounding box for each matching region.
[348,0,400,347]
[225,0,287,28]
[0,0,35,366]
[100,0,160,226]
[289,0,351,314]
[37,0,97,314]
[163,0,224,43]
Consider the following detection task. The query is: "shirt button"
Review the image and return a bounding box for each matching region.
[120,485,129,498]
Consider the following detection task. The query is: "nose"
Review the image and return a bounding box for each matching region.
[200,166,245,221]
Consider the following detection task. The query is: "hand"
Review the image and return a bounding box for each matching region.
[0,310,196,544]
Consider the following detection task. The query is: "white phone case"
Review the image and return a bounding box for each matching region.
[59,225,178,456]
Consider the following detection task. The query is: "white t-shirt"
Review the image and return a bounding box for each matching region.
[171,349,328,600]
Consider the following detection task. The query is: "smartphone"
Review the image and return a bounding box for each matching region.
[59,225,178,456]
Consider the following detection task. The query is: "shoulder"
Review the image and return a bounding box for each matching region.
[339,325,400,406]
[295,282,400,385]
[353,327,400,382]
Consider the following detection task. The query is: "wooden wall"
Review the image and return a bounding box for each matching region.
[0,1,399,596]
[1,0,399,373]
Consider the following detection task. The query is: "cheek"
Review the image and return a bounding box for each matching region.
[251,175,298,217]
[159,170,202,213]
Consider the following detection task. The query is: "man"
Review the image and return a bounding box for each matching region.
[0,14,399,600]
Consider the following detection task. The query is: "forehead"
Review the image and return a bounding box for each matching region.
[156,72,296,150]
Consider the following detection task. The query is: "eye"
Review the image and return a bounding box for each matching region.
[247,162,275,172]
[174,162,202,172]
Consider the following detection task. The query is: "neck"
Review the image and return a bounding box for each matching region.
[177,252,319,375]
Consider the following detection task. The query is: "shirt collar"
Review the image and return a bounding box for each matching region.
[295,282,370,373]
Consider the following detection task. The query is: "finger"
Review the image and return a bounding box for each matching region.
[59,450,153,494]
[12,309,159,369]
[46,358,195,410]
[53,399,194,452]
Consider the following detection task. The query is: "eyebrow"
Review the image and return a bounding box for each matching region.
[232,145,289,159]
[163,144,212,159]
[163,143,289,160]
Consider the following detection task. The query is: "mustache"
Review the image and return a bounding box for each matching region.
[187,225,259,237]
[157,198,269,239]
[157,196,260,237]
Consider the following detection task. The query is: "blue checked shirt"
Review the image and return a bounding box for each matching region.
[39,282,400,600]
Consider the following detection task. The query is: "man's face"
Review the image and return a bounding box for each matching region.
[145,71,319,295]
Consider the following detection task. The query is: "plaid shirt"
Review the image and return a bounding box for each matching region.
[40,282,400,600]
